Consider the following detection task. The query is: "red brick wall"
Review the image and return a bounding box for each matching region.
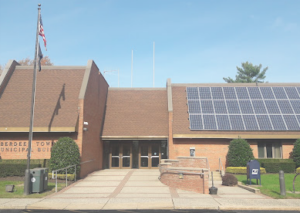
[0,132,77,159]
[160,157,209,194]
[80,62,109,177]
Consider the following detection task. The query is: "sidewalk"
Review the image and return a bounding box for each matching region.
[0,169,299,210]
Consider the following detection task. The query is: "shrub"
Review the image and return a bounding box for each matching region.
[296,167,300,173]
[292,139,300,168]
[49,137,80,174]
[262,162,296,173]
[227,138,254,167]
[48,173,75,181]
[0,164,41,177]
[0,159,49,168]
[222,174,238,186]
[225,167,266,174]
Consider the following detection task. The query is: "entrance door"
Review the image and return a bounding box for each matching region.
[139,144,160,169]
[110,144,132,169]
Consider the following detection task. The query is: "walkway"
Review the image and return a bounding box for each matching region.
[0,169,299,210]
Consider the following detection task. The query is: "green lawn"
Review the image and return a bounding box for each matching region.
[235,173,300,199]
[0,180,66,198]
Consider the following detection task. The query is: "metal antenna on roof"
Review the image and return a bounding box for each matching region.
[153,42,155,87]
[131,50,133,88]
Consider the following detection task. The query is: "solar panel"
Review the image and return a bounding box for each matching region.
[239,100,254,114]
[187,87,199,100]
[201,100,214,113]
[216,115,231,130]
[188,100,201,113]
[190,114,203,130]
[203,115,217,130]
[265,100,281,114]
[199,87,211,99]
[277,100,294,114]
[272,87,287,99]
[223,87,237,99]
[256,115,273,130]
[283,115,300,130]
[285,87,300,99]
[243,115,259,130]
[226,100,241,114]
[229,115,245,130]
[290,100,300,114]
[270,115,286,130]
[248,87,262,99]
[260,87,275,99]
[236,87,249,99]
[252,100,267,114]
[214,100,227,114]
[187,86,300,131]
[211,87,224,99]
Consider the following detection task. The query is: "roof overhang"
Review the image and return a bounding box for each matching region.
[173,133,300,139]
[102,136,168,141]
[0,127,76,132]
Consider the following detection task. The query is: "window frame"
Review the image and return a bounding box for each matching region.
[257,141,282,159]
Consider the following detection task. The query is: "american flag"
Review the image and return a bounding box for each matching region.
[39,15,47,50]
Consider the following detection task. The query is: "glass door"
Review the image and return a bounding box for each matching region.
[151,145,160,167]
[111,144,120,168]
[140,145,149,168]
[122,145,131,168]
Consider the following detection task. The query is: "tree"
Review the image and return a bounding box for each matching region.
[18,56,53,66]
[49,137,80,174]
[223,61,268,83]
[292,139,300,168]
[226,138,254,167]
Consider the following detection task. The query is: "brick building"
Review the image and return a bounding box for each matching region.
[1,60,300,176]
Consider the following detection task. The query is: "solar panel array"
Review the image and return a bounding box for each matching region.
[187,86,300,131]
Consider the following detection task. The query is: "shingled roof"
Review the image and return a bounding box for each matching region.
[102,88,168,139]
[0,61,86,132]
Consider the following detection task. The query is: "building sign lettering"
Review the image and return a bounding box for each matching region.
[0,141,54,156]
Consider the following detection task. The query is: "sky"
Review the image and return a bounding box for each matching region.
[0,0,299,87]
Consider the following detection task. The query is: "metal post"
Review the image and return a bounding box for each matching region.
[279,170,286,196]
[24,4,41,195]
[55,171,57,193]
[66,168,67,187]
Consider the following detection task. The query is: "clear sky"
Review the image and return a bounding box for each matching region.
[0,0,299,87]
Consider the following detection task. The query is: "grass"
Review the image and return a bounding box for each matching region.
[0,180,67,198]
[235,173,300,199]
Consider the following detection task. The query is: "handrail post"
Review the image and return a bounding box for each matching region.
[75,165,77,182]
[55,171,57,193]
[219,158,220,172]
[66,168,67,187]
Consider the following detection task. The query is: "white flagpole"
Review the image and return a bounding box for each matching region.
[24,3,41,195]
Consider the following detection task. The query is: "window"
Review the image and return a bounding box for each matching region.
[257,141,282,158]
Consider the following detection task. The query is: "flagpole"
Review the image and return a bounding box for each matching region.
[24,3,41,195]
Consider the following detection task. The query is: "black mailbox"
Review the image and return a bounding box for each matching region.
[247,160,261,185]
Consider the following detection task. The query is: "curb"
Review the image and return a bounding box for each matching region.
[237,182,260,194]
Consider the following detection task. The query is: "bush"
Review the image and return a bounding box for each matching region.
[49,137,80,174]
[256,159,296,173]
[0,164,41,177]
[222,174,238,186]
[0,159,49,168]
[296,167,300,173]
[48,173,75,181]
[292,139,300,168]
[225,167,266,174]
[227,138,254,167]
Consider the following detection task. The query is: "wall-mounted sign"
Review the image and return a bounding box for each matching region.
[190,147,195,157]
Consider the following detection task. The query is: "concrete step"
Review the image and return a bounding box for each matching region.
[210,171,222,181]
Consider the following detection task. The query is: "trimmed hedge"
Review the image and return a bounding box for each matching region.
[296,167,300,173]
[48,173,75,181]
[256,159,296,173]
[0,159,49,168]
[0,164,41,177]
[226,167,266,174]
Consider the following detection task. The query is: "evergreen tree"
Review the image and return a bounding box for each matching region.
[292,139,300,168]
[223,61,268,83]
[227,138,254,167]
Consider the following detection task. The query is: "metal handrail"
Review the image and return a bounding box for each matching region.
[219,157,224,176]
[51,159,94,192]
